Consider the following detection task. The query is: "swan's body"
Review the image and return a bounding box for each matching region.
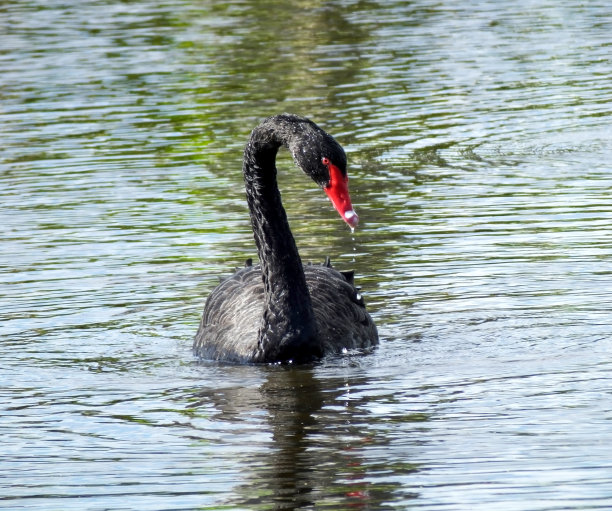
[194,114,378,364]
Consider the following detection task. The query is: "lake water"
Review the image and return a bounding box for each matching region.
[2,0,611,509]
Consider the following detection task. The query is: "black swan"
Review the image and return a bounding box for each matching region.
[194,114,378,363]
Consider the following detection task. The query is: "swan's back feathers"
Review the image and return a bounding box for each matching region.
[194,260,378,362]
[195,265,264,362]
[303,264,378,352]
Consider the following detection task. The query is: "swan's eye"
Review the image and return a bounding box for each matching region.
[321,157,330,166]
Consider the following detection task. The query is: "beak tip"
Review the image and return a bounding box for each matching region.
[344,209,359,228]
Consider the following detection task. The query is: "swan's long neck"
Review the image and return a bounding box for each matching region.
[243,121,321,362]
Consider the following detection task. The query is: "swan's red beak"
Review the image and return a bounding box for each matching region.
[324,162,359,228]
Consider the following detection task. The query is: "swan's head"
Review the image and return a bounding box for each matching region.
[287,118,359,229]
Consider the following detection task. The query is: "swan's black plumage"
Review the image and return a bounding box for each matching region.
[193,114,378,363]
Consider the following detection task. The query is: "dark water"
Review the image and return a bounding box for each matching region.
[2,0,611,509]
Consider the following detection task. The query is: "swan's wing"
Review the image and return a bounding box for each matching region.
[194,266,264,362]
[305,265,378,352]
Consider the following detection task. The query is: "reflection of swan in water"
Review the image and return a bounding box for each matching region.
[189,367,416,507]
[194,114,378,364]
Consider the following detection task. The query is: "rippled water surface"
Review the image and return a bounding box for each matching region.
[2,0,611,509]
